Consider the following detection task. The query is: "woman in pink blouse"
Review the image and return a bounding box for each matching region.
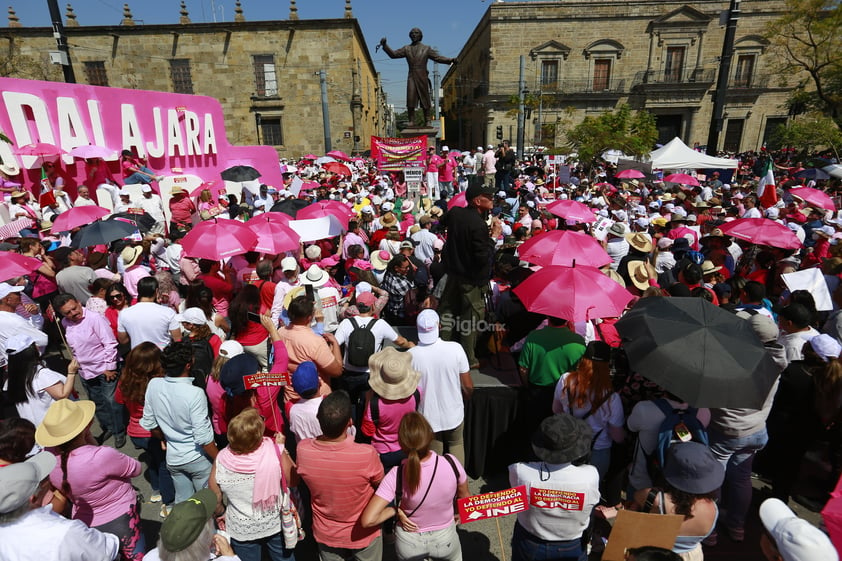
[36,399,145,561]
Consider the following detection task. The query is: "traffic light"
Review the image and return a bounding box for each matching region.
[496,125,503,140]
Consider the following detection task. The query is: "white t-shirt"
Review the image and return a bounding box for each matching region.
[552,373,624,450]
[334,316,399,373]
[3,366,65,426]
[508,461,600,541]
[117,301,180,349]
[409,339,469,432]
[289,396,323,442]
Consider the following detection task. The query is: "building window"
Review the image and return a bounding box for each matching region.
[258,115,283,146]
[664,46,685,82]
[734,54,755,88]
[592,59,611,91]
[83,61,108,87]
[253,55,278,97]
[541,60,559,89]
[170,59,194,94]
[723,119,744,152]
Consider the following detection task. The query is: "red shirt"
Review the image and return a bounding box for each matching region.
[199,272,233,316]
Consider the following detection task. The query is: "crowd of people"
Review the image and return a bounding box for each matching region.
[0,142,840,561]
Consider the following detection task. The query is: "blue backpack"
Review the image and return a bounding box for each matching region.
[646,398,709,481]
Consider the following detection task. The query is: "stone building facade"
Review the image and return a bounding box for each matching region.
[0,1,390,157]
[442,0,794,155]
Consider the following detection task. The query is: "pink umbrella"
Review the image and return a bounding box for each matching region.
[718,218,802,250]
[517,230,612,268]
[615,169,645,179]
[546,199,596,223]
[664,173,700,187]
[189,181,226,198]
[789,187,836,211]
[296,200,354,228]
[0,253,43,281]
[261,211,293,224]
[448,192,467,209]
[181,218,257,260]
[323,161,352,176]
[15,142,66,157]
[303,154,318,160]
[69,145,116,160]
[51,205,109,232]
[247,215,300,254]
[513,264,634,322]
[326,150,351,162]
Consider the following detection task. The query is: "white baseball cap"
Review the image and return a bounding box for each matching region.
[0,283,24,300]
[759,498,838,561]
[141,185,152,193]
[416,309,440,345]
[281,257,298,272]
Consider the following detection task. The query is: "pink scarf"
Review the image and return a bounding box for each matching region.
[217,437,281,512]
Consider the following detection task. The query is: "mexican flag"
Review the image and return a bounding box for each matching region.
[757,158,777,208]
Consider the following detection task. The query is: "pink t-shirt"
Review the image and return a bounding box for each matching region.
[48,445,141,527]
[361,393,420,454]
[206,376,226,435]
[375,452,466,532]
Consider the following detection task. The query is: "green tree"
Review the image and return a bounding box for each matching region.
[773,112,842,160]
[765,0,842,126]
[563,104,657,168]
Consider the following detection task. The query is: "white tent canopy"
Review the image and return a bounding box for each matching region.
[649,137,739,170]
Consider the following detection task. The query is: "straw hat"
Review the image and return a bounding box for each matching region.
[300,264,329,288]
[380,212,398,228]
[701,260,722,276]
[602,267,626,288]
[370,249,392,271]
[0,161,20,176]
[170,185,186,195]
[9,190,28,200]
[368,347,421,400]
[282,285,306,311]
[121,245,144,268]
[628,260,657,291]
[35,399,96,447]
[625,232,654,253]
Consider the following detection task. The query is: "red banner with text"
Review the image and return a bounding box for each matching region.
[370,136,426,171]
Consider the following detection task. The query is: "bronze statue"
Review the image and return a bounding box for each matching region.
[379,28,457,125]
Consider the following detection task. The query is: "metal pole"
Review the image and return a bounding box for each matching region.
[433,64,440,122]
[536,90,543,146]
[706,0,740,154]
[318,69,332,152]
[47,0,76,83]
[516,55,526,159]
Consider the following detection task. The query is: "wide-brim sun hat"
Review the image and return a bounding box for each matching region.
[300,264,329,288]
[531,413,593,464]
[121,245,144,268]
[368,347,421,401]
[370,250,391,271]
[625,232,653,253]
[662,441,725,495]
[35,399,96,447]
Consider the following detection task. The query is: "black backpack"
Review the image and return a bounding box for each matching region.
[347,317,378,368]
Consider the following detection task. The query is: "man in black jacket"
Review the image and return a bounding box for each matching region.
[437,182,503,368]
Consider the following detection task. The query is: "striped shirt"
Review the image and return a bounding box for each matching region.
[296,436,383,549]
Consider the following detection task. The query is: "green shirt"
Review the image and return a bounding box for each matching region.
[519,326,586,387]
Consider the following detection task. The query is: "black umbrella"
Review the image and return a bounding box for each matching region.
[111,211,156,234]
[522,165,545,177]
[71,218,139,248]
[221,165,261,182]
[794,168,830,181]
[614,297,779,409]
[270,198,309,218]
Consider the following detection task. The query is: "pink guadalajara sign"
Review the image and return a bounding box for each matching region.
[0,77,282,195]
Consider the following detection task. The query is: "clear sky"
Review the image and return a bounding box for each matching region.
[8,0,516,112]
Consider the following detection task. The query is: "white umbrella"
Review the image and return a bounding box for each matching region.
[823,165,842,180]
[224,178,261,196]
[314,156,336,165]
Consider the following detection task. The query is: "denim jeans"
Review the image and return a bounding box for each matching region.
[511,522,586,561]
[131,436,175,505]
[709,427,769,531]
[168,455,212,503]
[231,533,295,561]
[590,447,611,481]
[123,168,155,184]
[396,523,461,561]
[81,374,125,437]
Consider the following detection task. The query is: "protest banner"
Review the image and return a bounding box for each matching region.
[243,372,290,388]
[370,136,426,171]
[458,485,529,524]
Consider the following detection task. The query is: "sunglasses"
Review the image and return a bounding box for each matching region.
[109,293,125,300]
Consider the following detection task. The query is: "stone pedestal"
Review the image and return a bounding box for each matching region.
[399,126,438,148]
